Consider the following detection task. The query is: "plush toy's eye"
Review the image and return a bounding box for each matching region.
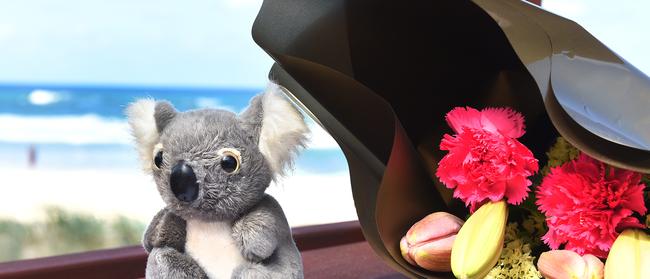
[221,155,238,173]
[218,148,241,173]
[152,143,164,170]
[154,150,164,169]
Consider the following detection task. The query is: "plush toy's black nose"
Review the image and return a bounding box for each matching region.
[170,161,199,202]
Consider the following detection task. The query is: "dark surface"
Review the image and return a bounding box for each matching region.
[0,221,373,279]
[294,220,365,251]
[302,242,407,279]
[0,246,147,279]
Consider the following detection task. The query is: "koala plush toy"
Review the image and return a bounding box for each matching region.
[126,83,308,279]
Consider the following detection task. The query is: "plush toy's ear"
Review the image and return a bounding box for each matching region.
[241,83,310,177]
[126,99,177,173]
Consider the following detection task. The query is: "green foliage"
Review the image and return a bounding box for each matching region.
[0,220,32,261]
[541,137,579,175]
[111,216,146,245]
[44,206,106,253]
[0,207,145,262]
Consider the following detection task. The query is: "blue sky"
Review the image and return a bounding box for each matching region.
[0,0,272,88]
[0,0,647,88]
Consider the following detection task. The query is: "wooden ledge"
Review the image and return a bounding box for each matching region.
[0,221,368,279]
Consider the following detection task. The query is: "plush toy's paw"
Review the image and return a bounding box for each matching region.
[233,224,277,262]
[232,199,282,262]
[146,247,208,279]
[231,263,272,279]
[239,237,276,263]
[143,209,187,253]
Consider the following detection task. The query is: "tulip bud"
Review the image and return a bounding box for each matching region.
[451,200,507,279]
[537,250,603,279]
[605,229,650,279]
[400,212,464,271]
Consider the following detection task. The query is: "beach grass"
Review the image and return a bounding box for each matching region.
[0,167,356,262]
[0,206,145,262]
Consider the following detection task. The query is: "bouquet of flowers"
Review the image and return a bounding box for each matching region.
[400,107,650,279]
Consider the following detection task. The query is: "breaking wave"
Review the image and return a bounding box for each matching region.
[0,114,340,150]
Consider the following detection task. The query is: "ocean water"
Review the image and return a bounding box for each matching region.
[0,85,347,173]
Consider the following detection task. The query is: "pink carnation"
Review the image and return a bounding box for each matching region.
[536,153,647,258]
[436,107,539,212]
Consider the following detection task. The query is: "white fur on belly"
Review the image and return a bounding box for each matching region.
[185,219,246,279]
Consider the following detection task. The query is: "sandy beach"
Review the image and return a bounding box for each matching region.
[0,167,357,227]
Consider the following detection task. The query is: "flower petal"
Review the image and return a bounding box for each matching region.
[406,212,464,245]
[536,152,647,258]
[445,107,482,134]
[504,176,530,205]
[537,250,586,279]
[582,254,604,279]
[480,107,525,138]
[616,217,646,231]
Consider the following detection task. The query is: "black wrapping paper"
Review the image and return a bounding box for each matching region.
[252,0,650,277]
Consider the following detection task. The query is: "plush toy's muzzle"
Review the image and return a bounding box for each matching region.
[170,160,199,202]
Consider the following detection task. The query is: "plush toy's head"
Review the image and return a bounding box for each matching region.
[126,83,309,220]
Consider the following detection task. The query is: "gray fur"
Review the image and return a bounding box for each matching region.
[131,89,306,279]
[154,101,178,133]
[240,87,309,178]
[232,195,302,279]
[152,109,272,221]
[239,95,264,146]
[143,208,187,253]
[146,247,209,279]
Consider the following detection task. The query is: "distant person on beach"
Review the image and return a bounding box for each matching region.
[28,144,37,168]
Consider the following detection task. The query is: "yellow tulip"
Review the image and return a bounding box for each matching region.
[451,200,507,279]
[604,229,650,279]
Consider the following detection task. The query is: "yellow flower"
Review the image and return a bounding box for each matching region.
[486,223,542,279]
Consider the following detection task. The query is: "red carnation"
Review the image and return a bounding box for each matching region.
[536,153,647,258]
[436,107,539,212]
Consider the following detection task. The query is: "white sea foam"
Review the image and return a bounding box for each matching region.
[0,114,341,150]
[28,89,64,106]
[195,97,237,112]
[0,114,131,145]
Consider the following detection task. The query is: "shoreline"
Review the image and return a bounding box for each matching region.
[0,167,356,227]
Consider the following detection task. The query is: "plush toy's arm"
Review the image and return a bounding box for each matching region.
[143,209,209,278]
[146,247,209,279]
[143,208,187,253]
[232,194,290,262]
